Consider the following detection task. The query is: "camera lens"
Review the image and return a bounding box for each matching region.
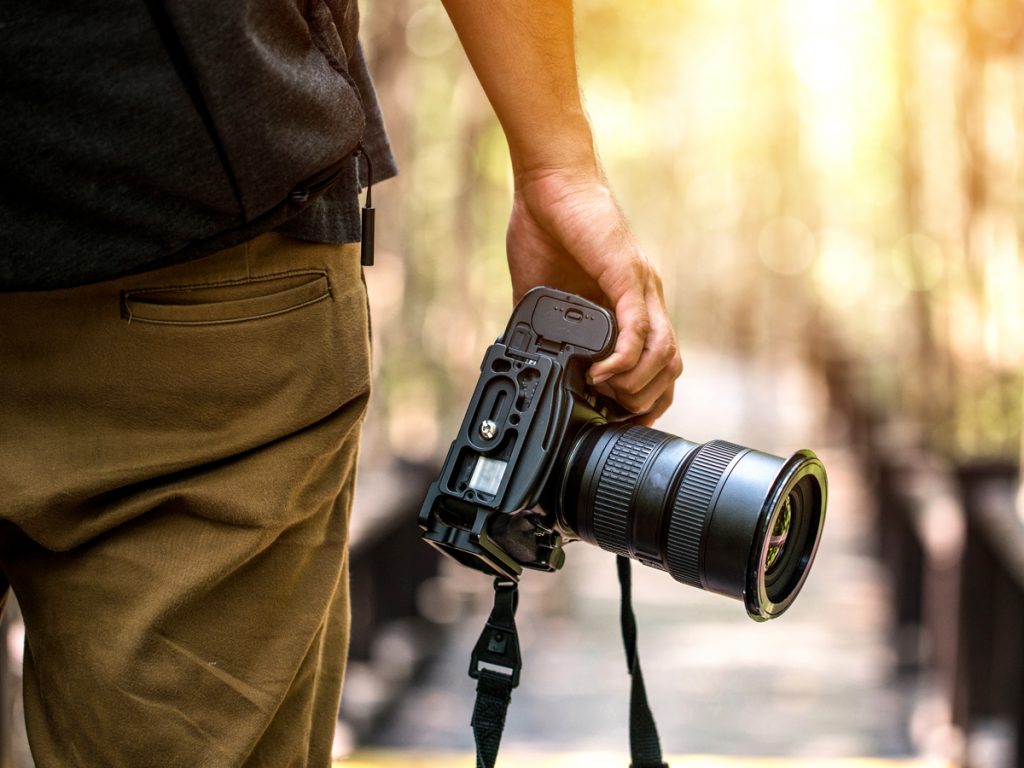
[558,424,827,621]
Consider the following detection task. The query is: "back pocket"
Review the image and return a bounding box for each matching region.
[121,271,330,326]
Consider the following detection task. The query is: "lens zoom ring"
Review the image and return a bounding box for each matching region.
[666,440,745,587]
[591,426,663,557]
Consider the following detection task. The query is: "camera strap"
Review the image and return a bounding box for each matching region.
[467,563,669,768]
[469,578,521,768]
[617,555,670,768]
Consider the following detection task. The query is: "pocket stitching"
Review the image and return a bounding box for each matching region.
[122,269,329,298]
[121,270,331,326]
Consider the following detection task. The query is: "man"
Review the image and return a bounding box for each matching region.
[0,0,681,765]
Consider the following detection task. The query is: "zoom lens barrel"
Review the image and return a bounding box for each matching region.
[559,424,827,621]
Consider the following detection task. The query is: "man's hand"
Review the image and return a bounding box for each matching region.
[507,166,681,426]
[442,0,682,424]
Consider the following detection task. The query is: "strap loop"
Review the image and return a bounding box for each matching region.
[469,578,521,687]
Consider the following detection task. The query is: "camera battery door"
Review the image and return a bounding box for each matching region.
[529,294,615,358]
[502,287,616,364]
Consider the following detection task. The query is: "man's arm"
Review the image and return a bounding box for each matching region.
[442,0,682,425]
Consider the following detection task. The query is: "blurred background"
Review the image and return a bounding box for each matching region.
[336,0,1024,766]
[356,0,1024,475]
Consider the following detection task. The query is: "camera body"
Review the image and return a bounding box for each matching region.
[420,286,827,620]
[418,287,615,580]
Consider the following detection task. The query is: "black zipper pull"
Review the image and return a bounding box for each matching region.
[357,145,375,267]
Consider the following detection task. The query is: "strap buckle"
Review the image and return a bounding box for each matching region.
[469,578,521,688]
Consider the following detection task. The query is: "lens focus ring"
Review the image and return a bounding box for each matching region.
[666,440,745,588]
[590,426,663,557]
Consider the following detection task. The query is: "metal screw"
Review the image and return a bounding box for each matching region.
[479,420,498,439]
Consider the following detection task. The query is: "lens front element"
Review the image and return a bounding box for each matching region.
[765,495,792,574]
[748,457,826,619]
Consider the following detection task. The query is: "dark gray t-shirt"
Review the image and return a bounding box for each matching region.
[279,43,397,247]
[0,0,396,291]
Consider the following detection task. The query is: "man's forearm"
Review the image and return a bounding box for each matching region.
[444,0,682,421]
[441,0,598,178]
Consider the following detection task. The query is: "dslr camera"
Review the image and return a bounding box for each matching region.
[419,287,827,620]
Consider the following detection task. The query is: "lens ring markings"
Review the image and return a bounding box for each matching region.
[665,440,745,588]
[590,426,663,558]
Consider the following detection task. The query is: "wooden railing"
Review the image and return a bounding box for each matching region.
[341,458,444,743]
[816,333,1024,768]
[954,464,1024,768]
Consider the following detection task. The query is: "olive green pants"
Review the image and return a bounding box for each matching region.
[0,234,371,767]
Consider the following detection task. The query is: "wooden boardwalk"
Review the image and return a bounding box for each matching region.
[344,351,929,762]
[340,752,952,768]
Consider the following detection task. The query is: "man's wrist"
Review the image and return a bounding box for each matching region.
[507,113,600,185]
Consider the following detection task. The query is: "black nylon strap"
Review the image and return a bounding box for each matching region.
[617,556,670,768]
[468,563,669,768]
[471,670,514,768]
[469,579,521,768]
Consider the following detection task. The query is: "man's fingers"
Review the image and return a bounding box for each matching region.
[587,266,682,425]
[587,289,649,385]
[595,293,678,393]
[631,386,676,428]
[604,359,681,419]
